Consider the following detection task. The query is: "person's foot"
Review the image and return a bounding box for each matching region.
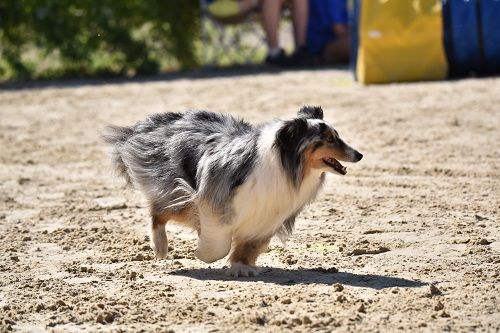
[265,48,290,67]
[289,46,313,67]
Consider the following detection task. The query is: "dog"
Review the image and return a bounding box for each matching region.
[103,106,362,277]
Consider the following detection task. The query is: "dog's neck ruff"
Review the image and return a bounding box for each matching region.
[229,122,324,241]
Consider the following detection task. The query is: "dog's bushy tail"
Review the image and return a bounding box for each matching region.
[102,125,133,146]
[163,178,198,211]
[102,125,134,184]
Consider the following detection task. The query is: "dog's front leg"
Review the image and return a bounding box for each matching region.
[226,237,271,277]
[195,212,232,264]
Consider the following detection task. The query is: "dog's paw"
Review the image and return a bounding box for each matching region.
[150,237,168,259]
[226,262,261,278]
[150,228,168,259]
[151,244,168,259]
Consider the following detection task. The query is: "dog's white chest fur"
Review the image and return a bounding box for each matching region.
[231,125,323,241]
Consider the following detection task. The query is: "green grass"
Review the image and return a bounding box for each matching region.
[0,20,268,82]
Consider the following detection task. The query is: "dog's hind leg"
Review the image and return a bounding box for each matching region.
[195,212,232,264]
[150,206,197,259]
[150,214,169,259]
[227,237,271,277]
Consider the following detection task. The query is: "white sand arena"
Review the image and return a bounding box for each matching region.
[0,69,499,332]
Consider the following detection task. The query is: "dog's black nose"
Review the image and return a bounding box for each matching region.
[355,152,363,161]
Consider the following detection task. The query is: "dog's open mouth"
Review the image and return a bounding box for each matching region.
[323,158,347,175]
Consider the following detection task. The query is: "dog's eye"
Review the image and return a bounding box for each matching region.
[327,136,337,143]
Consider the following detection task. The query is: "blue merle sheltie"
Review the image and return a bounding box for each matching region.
[103,106,362,277]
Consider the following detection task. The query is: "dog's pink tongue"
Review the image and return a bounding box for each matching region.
[338,165,347,175]
[327,158,347,175]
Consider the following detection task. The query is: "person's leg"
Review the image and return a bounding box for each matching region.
[260,0,291,65]
[322,38,350,63]
[261,0,285,51]
[238,0,260,14]
[322,25,351,64]
[291,0,308,49]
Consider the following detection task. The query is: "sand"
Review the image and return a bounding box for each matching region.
[0,69,499,332]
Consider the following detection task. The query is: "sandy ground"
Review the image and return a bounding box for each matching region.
[0,69,499,332]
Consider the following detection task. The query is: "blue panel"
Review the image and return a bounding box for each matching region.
[442,0,482,77]
[350,0,360,80]
[480,0,500,74]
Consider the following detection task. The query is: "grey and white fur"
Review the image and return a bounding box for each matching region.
[103,106,362,277]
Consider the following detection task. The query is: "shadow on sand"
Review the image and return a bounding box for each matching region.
[0,64,349,91]
[171,267,426,289]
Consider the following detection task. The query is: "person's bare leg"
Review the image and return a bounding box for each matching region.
[323,25,351,64]
[291,0,308,49]
[238,0,259,15]
[261,0,285,50]
[322,36,350,64]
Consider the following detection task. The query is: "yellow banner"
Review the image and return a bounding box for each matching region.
[356,0,448,84]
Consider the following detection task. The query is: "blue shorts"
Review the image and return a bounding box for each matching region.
[307,0,348,56]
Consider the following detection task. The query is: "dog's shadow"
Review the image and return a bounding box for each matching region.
[171,267,426,289]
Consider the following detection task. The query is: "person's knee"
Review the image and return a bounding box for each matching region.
[207,0,240,18]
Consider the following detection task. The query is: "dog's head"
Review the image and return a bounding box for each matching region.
[275,106,363,185]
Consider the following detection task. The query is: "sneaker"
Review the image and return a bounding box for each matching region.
[289,46,313,67]
[265,49,291,67]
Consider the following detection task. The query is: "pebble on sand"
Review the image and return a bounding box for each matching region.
[333,283,344,292]
[93,197,127,210]
[434,301,444,311]
[429,284,442,296]
[475,238,492,246]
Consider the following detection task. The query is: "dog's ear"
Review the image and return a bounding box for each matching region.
[297,105,323,120]
[275,118,309,187]
[276,118,308,149]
